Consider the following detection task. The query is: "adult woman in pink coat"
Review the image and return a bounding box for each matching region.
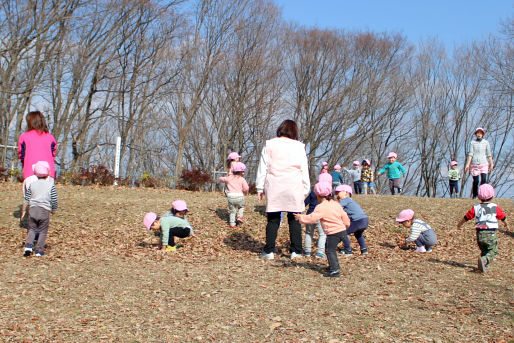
[256,120,310,260]
[18,111,57,179]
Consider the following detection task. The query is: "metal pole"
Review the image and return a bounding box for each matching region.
[114,136,121,186]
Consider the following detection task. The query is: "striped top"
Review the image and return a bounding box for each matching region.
[405,220,433,243]
[24,177,58,212]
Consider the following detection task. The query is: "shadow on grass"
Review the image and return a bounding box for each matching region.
[253,205,266,217]
[379,242,409,250]
[272,260,326,276]
[499,229,514,238]
[223,231,263,253]
[428,258,478,272]
[215,208,229,223]
[137,242,160,248]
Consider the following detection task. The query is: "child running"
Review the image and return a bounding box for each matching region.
[335,185,369,255]
[295,182,350,277]
[143,200,194,252]
[23,162,58,256]
[395,209,437,252]
[303,189,326,258]
[456,184,509,272]
[344,161,362,194]
[448,161,461,198]
[378,152,406,195]
[360,159,376,195]
[226,152,241,176]
[330,164,345,189]
[219,162,249,228]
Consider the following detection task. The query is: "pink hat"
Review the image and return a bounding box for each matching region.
[353,160,360,166]
[227,152,241,160]
[172,200,188,212]
[364,159,371,166]
[387,152,398,159]
[33,162,50,177]
[478,184,494,200]
[232,162,246,173]
[143,212,158,231]
[32,161,50,173]
[314,182,332,197]
[450,161,458,166]
[334,164,341,170]
[396,209,414,222]
[322,161,328,167]
[474,127,485,135]
[335,184,352,194]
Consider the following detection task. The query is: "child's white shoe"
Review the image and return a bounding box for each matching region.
[259,251,274,260]
[23,247,33,257]
[414,246,426,253]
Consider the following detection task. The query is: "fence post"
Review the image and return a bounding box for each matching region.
[114,136,121,186]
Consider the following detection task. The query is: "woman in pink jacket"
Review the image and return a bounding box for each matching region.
[18,111,57,179]
[256,120,310,260]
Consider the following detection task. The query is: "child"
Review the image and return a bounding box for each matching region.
[395,209,437,252]
[219,162,249,228]
[330,164,345,189]
[303,189,326,258]
[456,184,509,272]
[448,161,461,198]
[143,200,194,252]
[23,162,58,256]
[226,152,241,176]
[318,162,332,184]
[294,182,350,277]
[344,161,362,194]
[21,161,54,225]
[360,159,376,195]
[335,185,369,255]
[377,152,406,195]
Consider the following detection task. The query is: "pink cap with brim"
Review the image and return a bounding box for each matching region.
[143,212,158,231]
[232,162,246,172]
[478,184,494,200]
[314,182,332,197]
[172,200,188,212]
[227,152,241,160]
[32,161,50,173]
[396,209,414,222]
[322,161,328,167]
[450,161,458,166]
[34,163,50,177]
[334,164,341,170]
[387,152,398,159]
[335,184,352,194]
[353,160,360,166]
[364,159,371,165]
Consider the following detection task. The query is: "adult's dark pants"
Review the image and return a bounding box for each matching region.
[263,212,302,254]
[472,173,488,198]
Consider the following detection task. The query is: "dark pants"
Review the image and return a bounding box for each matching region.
[263,212,302,254]
[472,173,488,198]
[389,178,401,195]
[449,180,459,198]
[342,217,368,252]
[26,206,50,253]
[326,231,345,272]
[166,227,191,246]
[353,180,363,194]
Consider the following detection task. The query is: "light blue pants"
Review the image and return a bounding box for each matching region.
[227,195,245,226]
[304,221,326,254]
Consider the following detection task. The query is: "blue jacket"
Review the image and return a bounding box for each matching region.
[339,198,367,221]
[304,190,319,215]
[330,171,344,184]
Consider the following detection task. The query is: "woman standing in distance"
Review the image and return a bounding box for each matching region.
[464,127,493,199]
[18,111,57,180]
[256,119,310,260]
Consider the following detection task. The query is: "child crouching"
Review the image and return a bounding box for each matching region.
[396,209,437,252]
[294,182,350,277]
[143,200,194,252]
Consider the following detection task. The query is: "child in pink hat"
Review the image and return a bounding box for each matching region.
[378,152,406,195]
[294,182,350,277]
[343,161,362,194]
[395,209,437,253]
[226,152,241,176]
[219,162,249,228]
[21,161,55,226]
[456,184,509,272]
[318,162,333,184]
[448,161,461,198]
[330,164,345,189]
[143,200,194,252]
[335,185,369,255]
[22,162,58,257]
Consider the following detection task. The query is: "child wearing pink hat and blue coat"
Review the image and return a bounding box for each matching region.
[143,200,194,252]
[295,182,350,277]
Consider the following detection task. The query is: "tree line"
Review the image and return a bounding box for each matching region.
[1,0,512,197]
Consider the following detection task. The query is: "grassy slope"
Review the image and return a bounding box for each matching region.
[0,183,512,342]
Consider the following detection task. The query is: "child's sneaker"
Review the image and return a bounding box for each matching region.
[426,247,433,252]
[339,249,353,256]
[165,245,177,252]
[236,217,244,225]
[34,251,45,257]
[414,246,426,253]
[315,252,326,259]
[360,249,368,255]
[23,247,33,257]
[478,256,487,272]
[229,225,236,229]
[259,251,274,260]
[290,252,301,260]
[303,251,311,257]
[323,270,340,277]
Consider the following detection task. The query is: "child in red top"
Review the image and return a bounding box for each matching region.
[295,182,350,277]
[456,184,509,272]
[219,162,249,228]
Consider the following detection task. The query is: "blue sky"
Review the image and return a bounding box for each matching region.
[273,0,513,49]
